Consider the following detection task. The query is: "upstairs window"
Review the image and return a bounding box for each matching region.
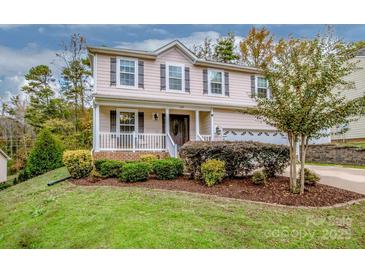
[167,64,184,91]
[208,70,224,95]
[119,58,137,87]
[256,77,270,98]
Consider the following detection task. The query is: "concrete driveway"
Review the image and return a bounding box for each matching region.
[285,165,365,195]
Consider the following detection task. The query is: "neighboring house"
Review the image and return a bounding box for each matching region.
[0,149,10,183]
[88,40,329,160]
[332,48,365,142]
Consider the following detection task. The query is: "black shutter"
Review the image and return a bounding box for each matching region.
[138,112,144,133]
[250,75,256,98]
[224,72,229,96]
[110,110,116,132]
[110,57,116,86]
[185,67,190,92]
[138,61,144,88]
[160,64,166,90]
[203,69,208,94]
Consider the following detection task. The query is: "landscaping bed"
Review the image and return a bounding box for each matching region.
[71,176,364,207]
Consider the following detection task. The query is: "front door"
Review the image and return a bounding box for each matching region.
[162,114,189,146]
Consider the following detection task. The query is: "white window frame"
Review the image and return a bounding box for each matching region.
[116,108,138,134]
[255,75,271,99]
[208,69,225,96]
[116,57,138,89]
[166,62,185,93]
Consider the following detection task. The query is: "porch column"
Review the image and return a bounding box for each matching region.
[165,108,170,135]
[95,103,100,151]
[195,110,200,140]
[210,109,214,141]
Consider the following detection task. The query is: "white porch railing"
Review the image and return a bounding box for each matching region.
[166,133,178,157]
[200,135,212,141]
[99,132,166,151]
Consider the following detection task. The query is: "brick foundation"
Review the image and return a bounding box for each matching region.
[93,151,169,161]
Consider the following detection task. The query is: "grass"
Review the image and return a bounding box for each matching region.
[0,167,365,248]
[333,142,365,149]
[306,161,365,170]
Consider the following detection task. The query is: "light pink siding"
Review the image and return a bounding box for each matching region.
[95,48,256,107]
[214,108,275,131]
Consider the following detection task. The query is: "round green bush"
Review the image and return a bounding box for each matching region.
[99,160,125,178]
[153,158,184,180]
[252,170,266,185]
[21,128,63,181]
[94,159,108,172]
[201,159,226,187]
[304,168,320,185]
[63,150,93,179]
[119,162,150,182]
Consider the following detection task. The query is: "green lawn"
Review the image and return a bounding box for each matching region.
[306,161,365,169]
[0,167,364,248]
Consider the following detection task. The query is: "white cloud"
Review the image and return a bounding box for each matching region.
[0,24,25,30]
[0,44,58,99]
[115,31,222,51]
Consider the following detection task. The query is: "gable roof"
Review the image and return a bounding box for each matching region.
[87,40,260,74]
[0,149,10,160]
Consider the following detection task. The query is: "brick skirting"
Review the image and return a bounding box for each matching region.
[93,151,169,161]
[306,144,365,165]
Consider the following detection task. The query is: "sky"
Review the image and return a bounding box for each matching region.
[1,24,365,100]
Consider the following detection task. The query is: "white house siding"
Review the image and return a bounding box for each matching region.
[0,154,7,183]
[332,57,365,141]
[95,48,257,108]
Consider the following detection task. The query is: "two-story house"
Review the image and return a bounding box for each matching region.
[88,40,292,160]
[331,48,365,142]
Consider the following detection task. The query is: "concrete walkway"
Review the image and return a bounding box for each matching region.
[285,165,365,195]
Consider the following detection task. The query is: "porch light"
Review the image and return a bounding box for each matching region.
[152,113,159,121]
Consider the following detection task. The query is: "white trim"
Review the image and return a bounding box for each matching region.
[210,109,215,141]
[255,75,271,99]
[116,57,139,89]
[195,110,200,140]
[116,108,138,134]
[95,104,100,152]
[166,62,185,93]
[207,69,225,97]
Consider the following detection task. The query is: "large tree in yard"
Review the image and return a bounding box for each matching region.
[241,28,365,194]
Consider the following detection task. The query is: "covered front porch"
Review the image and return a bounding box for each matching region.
[93,101,215,157]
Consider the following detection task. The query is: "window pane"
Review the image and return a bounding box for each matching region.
[120,125,135,133]
[257,88,267,98]
[120,60,135,73]
[169,66,182,78]
[211,83,222,94]
[120,73,135,86]
[209,71,222,83]
[169,78,182,90]
[257,77,267,88]
[120,112,135,125]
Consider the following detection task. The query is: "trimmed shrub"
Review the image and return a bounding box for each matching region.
[153,158,184,180]
[180,141,289,180]
[63,150,93,179]
[140,154,159,163]
[99,160,125,178]
[304,168,320,185]
[119,162,150,182]
[94,159,108,173]
[201,159,225,187]
[252,170,266,185]
[20,129,63,181]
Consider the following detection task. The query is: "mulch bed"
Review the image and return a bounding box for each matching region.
[71,176,364,207]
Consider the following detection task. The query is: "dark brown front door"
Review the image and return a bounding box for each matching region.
[162,114,189,146]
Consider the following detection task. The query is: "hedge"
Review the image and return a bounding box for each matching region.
[152,158,184,180]
[119,162,150,182]
[63,150,93,179]
[179,141,289,179]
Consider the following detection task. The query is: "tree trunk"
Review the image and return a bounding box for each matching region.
[299,135,306,194]
[288,132,300,194]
